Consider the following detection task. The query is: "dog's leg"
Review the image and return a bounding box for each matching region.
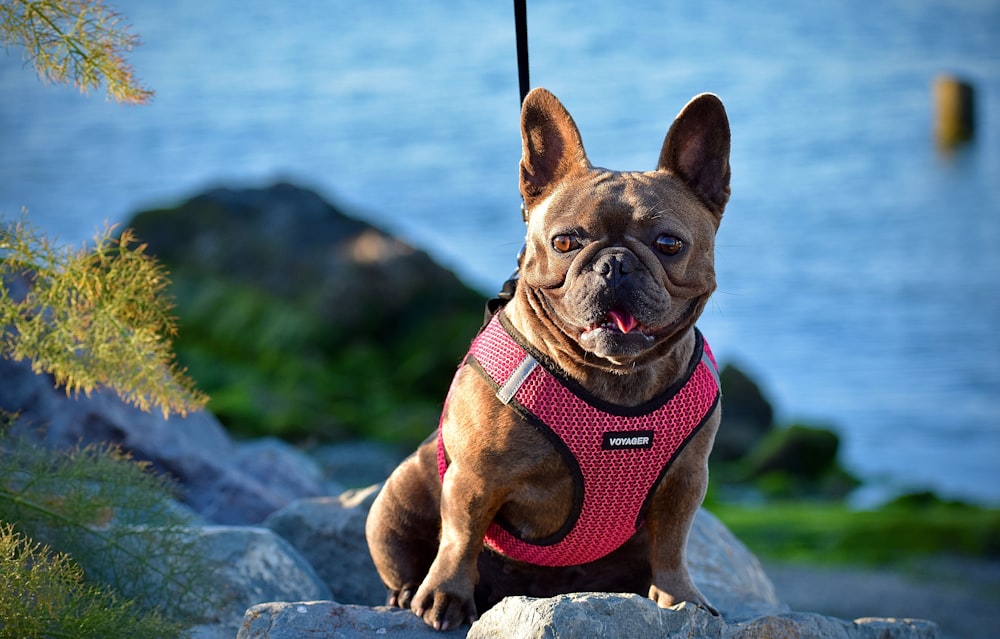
[365,449,442,608]
[409,461,502,631]
[645,412,720,615]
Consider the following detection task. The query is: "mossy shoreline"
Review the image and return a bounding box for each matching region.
[707,494,1000,569]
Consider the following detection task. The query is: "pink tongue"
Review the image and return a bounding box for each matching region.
[607,310,639,333]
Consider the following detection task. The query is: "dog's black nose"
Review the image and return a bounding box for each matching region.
[593,251,638,285]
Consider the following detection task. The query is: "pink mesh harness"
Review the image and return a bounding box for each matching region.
[437,311,720,567]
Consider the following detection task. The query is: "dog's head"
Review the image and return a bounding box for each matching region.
[515,88,730,370]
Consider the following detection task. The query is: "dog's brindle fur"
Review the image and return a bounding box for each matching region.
[366,87,731,631]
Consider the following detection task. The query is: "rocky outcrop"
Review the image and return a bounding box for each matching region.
[239,491,937,639]
[470,595,938,639]
[240,601,440,639]
[263,486,385,606]
[178,526,330,639]
[124,182,486,444]
[240,595,939,639]
[713,363,774,462]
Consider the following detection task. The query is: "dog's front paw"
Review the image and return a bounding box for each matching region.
[410,582,478,631]
[387,582,420,609]
[649,582,719,616]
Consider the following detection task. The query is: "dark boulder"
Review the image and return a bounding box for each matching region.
[743,423,860,499]
[714,363,775,463]
[126,183,486,444]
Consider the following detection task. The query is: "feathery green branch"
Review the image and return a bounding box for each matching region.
[1,216,208,418]
[0,430,219,622]
[0,523,184,639]
[0,0,152,104]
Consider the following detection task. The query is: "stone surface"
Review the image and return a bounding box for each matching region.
[475,596,939,639]
[684,509,784,620]
[239,601,441,639]
[308,440,408,490]
[239,596,939,639]
[728,612,939,639]
[181,526,331,639]
[264,485,386,606]
[468,595,723,639]
[242,494,938,639]
[233,437,328,504]
[103,525,331,639]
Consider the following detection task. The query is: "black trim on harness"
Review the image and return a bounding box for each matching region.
[633,392,720,531]
[465,356,586,548]
[496,310,708,418]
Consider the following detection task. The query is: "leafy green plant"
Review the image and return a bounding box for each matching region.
[0,523,183,639]
[0,0,152,104]
[1,217,207,417]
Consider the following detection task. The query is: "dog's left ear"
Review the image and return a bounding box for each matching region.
[658,94,731,217]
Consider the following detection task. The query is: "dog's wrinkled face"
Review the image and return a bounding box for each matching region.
[517,89,731,366]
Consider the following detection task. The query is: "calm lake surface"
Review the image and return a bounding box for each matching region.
[2,0,998,506]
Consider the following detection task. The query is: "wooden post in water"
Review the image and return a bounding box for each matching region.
[933,75,975,149]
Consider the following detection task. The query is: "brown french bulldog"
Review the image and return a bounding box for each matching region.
[365,87,731,631]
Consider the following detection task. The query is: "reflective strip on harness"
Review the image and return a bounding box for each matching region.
[496,354,539,405]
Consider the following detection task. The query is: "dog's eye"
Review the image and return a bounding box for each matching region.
[552,234,582,253]
[654,234,684,256]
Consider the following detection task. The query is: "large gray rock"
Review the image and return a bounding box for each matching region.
[238,596,938,639]
[685,509,782,620]
[264,485,386,606]
[233,437,328,504]
[0,357,323,524]
[308,440,408,490]
[469,595,722,638]
[239,601,441,639]
[181,526,331,639]
[125,183,485,444]
[728,611,939,639]
[262,487,783,621]
[469,595,939,639]
[241,493,938,639]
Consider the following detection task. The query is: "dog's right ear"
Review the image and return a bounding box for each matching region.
[519,88,590,208]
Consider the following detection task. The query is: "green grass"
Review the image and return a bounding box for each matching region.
[709,496,1000,567]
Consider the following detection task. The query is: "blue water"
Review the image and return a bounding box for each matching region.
[2,0,999,506]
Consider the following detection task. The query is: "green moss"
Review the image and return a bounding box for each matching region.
[708,497,1000,567]
[167,270,481,445]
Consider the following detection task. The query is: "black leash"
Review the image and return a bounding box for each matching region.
[483,1,532,326]
[513,0,530,106]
